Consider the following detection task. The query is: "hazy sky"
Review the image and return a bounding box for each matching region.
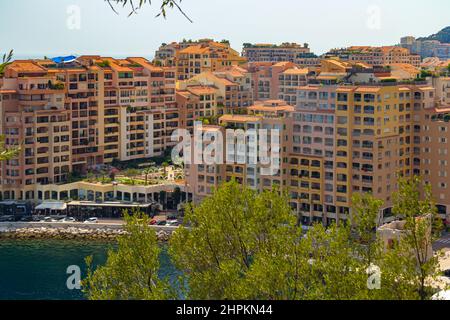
[1,0,449,59]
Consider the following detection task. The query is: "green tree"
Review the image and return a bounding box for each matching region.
[382,176,443,300]
[233,221,372,300]
[82,210,173,299]
[351,193,384,267]
[142,167,156,186]
[0,50,13,75]
[0,135,20,161]
[161,161,169,176]
[124,168,140,185]
[169,180,298,299]
[300,223,371,300]
[86,170,95,182]
[80,177,445,300]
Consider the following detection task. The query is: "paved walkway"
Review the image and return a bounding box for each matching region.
[434,233,450,251]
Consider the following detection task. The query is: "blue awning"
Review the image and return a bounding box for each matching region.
[51,55,77,64]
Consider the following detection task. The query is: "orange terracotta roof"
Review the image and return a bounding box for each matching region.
[201,125,223,132]
[176,90,192,99]
[298,85,321,90]
[356,87,382,93]
[179,45,211,55]
[317,75,339,80]
[248,105,294,113]
[435,107,450,113]
[417,86,434,91]
[282,68,309,75]
[187,86,217,95]
[8,60,47,73]
[273,61,294,68]
[0,89,17,94]
[336,87,355,92]
[215,77,236,86]
[127,57,164,72]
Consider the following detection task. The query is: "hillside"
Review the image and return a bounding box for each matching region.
[418,26,450,43]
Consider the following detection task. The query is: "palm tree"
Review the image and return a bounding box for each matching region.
[0,50,13,75]
[142,167,156,186]
[0,135,20,161]
[162,161,169,176]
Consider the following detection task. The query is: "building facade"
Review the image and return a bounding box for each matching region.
[0,57,177,201]
[242,43,310,63]
[325,46,421,68]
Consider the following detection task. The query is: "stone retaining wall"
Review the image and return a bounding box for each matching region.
[0,222,175,241]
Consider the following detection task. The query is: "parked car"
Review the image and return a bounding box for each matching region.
[444,269,450,278]
[20,216,33,222]
[63,217,76,223]
[157,220,167,226]
[166,220,179,227]
[0,216,14,222]
[43,217,52,222]
[84,217,98,224]
[149,219,157,226]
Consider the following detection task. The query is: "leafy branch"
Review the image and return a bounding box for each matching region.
[0,50,13,75]
[105,0,193,22]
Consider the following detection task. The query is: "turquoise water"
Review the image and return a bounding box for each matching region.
[0,239,177,300]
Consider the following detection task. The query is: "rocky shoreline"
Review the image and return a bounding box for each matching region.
[0,225,172,242]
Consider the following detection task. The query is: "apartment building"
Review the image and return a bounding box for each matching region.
[75,56,177,162]
[432,77,450,106]
[333,85,419,220]
[294,53,321,67]
[154,42,181,67]
[175,40,246,80]
[242,43,310,62]
[414,86,450,218]
[293,83,338,225]
[400,36,450,60]
[186,100,294,203]
[421,57,450,73]
[186,75,450,224]
[325,46,421,68]
[247,61,296,101]
[154,39,234,66]
[177,66,253,114]
[0,56,177,201]
[278,67,309,105]
[0,60,72,200]
[176,85,218,133]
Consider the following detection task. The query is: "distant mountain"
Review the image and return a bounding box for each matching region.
[418,26,450,43]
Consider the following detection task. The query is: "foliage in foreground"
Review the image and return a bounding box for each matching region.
[82,210,174,300]
[83,177,447,300]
